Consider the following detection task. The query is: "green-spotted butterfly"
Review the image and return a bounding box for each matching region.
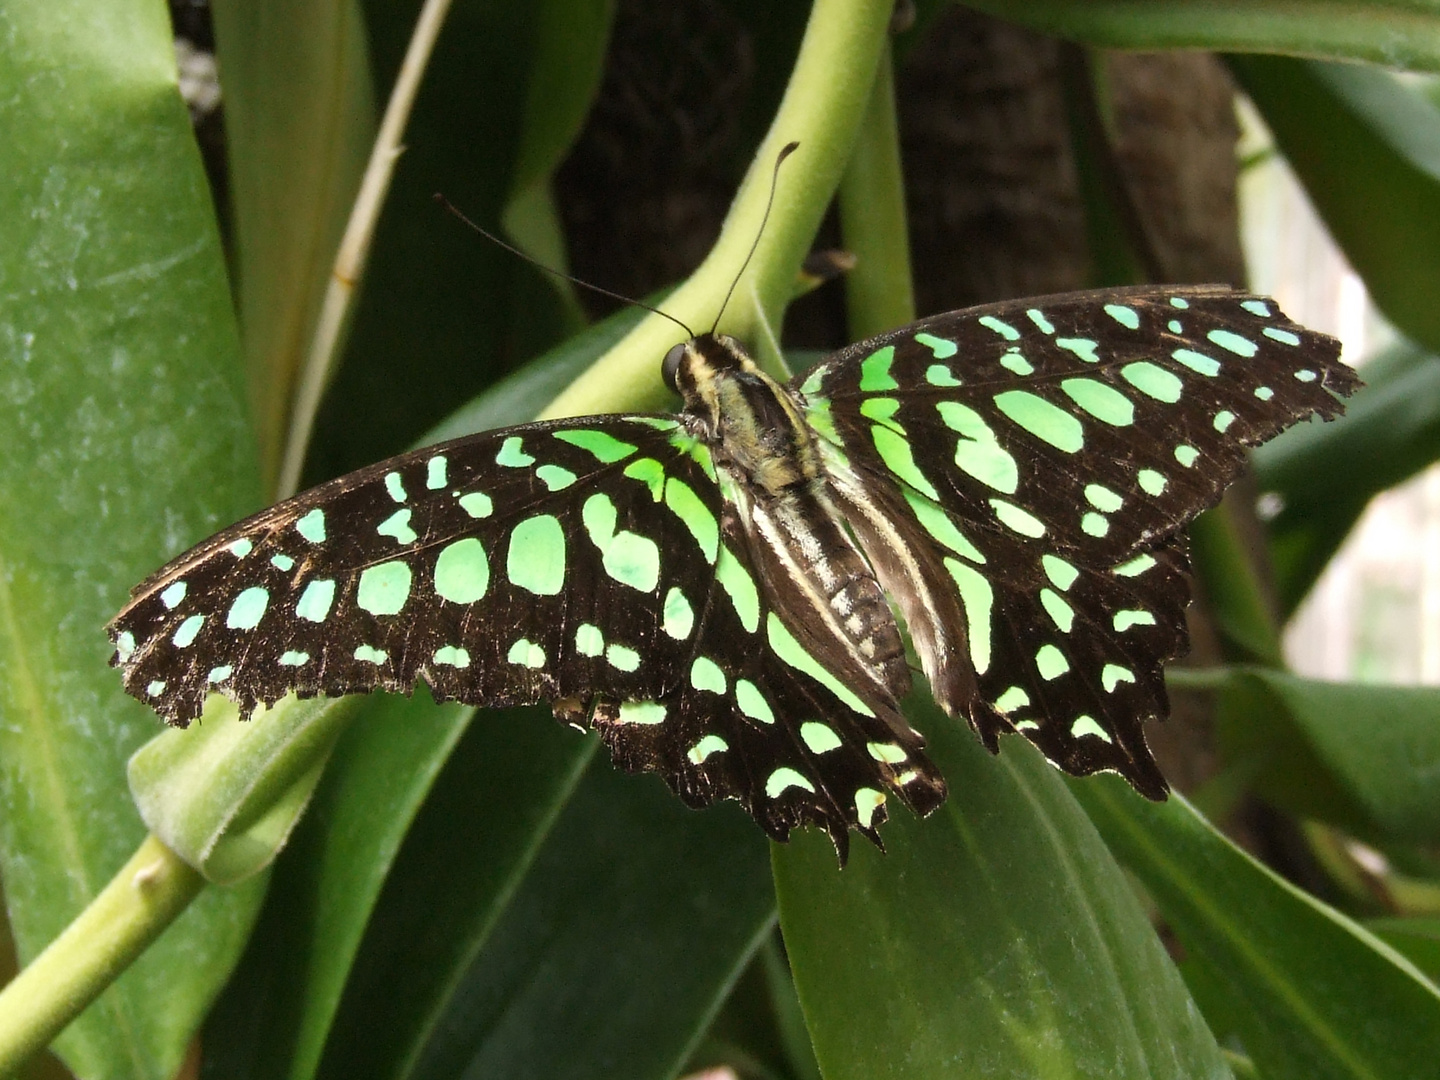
[109,285,1356,858]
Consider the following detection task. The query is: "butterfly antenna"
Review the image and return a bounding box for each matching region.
[434,194,695,339]
[710,140,800,337]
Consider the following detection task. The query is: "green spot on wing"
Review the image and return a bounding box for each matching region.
[279,650,310,667]
[664,479,718,564]
[1172,348,1220,376]
[1122,361,1182,403]
[617,700,667,725]
[1056,337,1100,363]
[1040,588,1074,633]
[495,436,535,467]
[766,767,816,798]
[377,508,417,544]
[1042,554,1079,591]
[553,428,636,463]
[537,464,577,491]
[508,515,566,595]
[766,613,874,716]
[1137,469,1166,496]
[507,638,546,668]
[575,623,604,657]
[606,643,640,671]
[434,538,489,604]
[735,679,774,724]
[385,471,407,502]
[872,425,939,500]
[226,586,269,630]
[978,315,1020,341]
[161,581,187,609]
[296,579,336,622]
[1102,664,1136,692]
[1061,378,1133,427]
[354,645,388,665]
[357,561,412,616]
[1026,308,1054,334]
[994,389,1084,452]
[1207,328,1258,357]
[426,455,448,489]
[687,735,728,763]
[904,489,986,564]
[860,346,899,391]
[801,722,843,753]
[1085,484,1123,512]
[915,332,957,359]
[925,364,961,387]
[994,686,1030,714]
[296,507,326,543]
[716,548,760,633]
[1071,715,1111,742]
[690,656,727,694]
[663,587,694,640]
[945,557,993,674]
[1036,644,1069,679]
[434,646,471,668]
[990,499,1045,538]
[623,457,666,500]
[459,492,493,518]
[1104,304,1140,330]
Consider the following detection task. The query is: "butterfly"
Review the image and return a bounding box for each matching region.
[109,284,1356,860]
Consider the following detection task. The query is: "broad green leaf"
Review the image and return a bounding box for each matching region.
[775,702,1229,1080]
[1073,777,1440,1080]
[211,0,376,489]
[128,695,363,884]
[201,698,591,1080]
[0,2,266,1076]
[383,754,774,1080]
[1231,57,1440,355]
[965,1,1440,73]
[1256,339,1440,613]
[1368,918,1440,985]
[1215,670,1440,847]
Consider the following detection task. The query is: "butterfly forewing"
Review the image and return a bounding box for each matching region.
[797,285,1357,795]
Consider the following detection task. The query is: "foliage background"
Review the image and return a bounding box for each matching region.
[2,1,1440,1078]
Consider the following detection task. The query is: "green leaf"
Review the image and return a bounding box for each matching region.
[1367,917,1440,986]
[201,698,592,1080]
[128,695,363,884]
[1215,670,1440,847]
[1231,57,1440,355]
[0,1,266,1076]
[1256,339,1440,613]
[211,0,376,489]
[380,754,774,1080]
[1073,777,1440,1080]
[963,1,1440,73]
[775,703,1229,1080]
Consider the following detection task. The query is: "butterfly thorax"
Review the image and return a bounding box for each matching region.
[667,333,911,703]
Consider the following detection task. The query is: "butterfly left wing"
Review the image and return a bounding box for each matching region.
[797,285,1358,796]
[110,414,942,856]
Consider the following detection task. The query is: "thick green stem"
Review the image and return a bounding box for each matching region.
[0,835,203,1073]
[539,0,895,419]
[839,43,915,339]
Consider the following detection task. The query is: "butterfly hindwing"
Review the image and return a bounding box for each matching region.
[798,285,1357,795]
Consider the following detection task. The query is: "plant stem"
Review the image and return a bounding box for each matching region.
[0,835,204,1074]
[838,41,915,339]
[277,0,457,500]
[539,0,896,419]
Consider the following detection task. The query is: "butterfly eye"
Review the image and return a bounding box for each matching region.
[662,342,688,392]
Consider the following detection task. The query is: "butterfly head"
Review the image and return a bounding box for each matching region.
[662,332,755,410]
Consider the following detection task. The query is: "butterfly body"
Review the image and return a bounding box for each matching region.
[110,285,1357,858]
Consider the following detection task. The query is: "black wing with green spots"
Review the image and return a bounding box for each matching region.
[796,284,1357,797]
[110,284,1355,855]
[109,416,943,854]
